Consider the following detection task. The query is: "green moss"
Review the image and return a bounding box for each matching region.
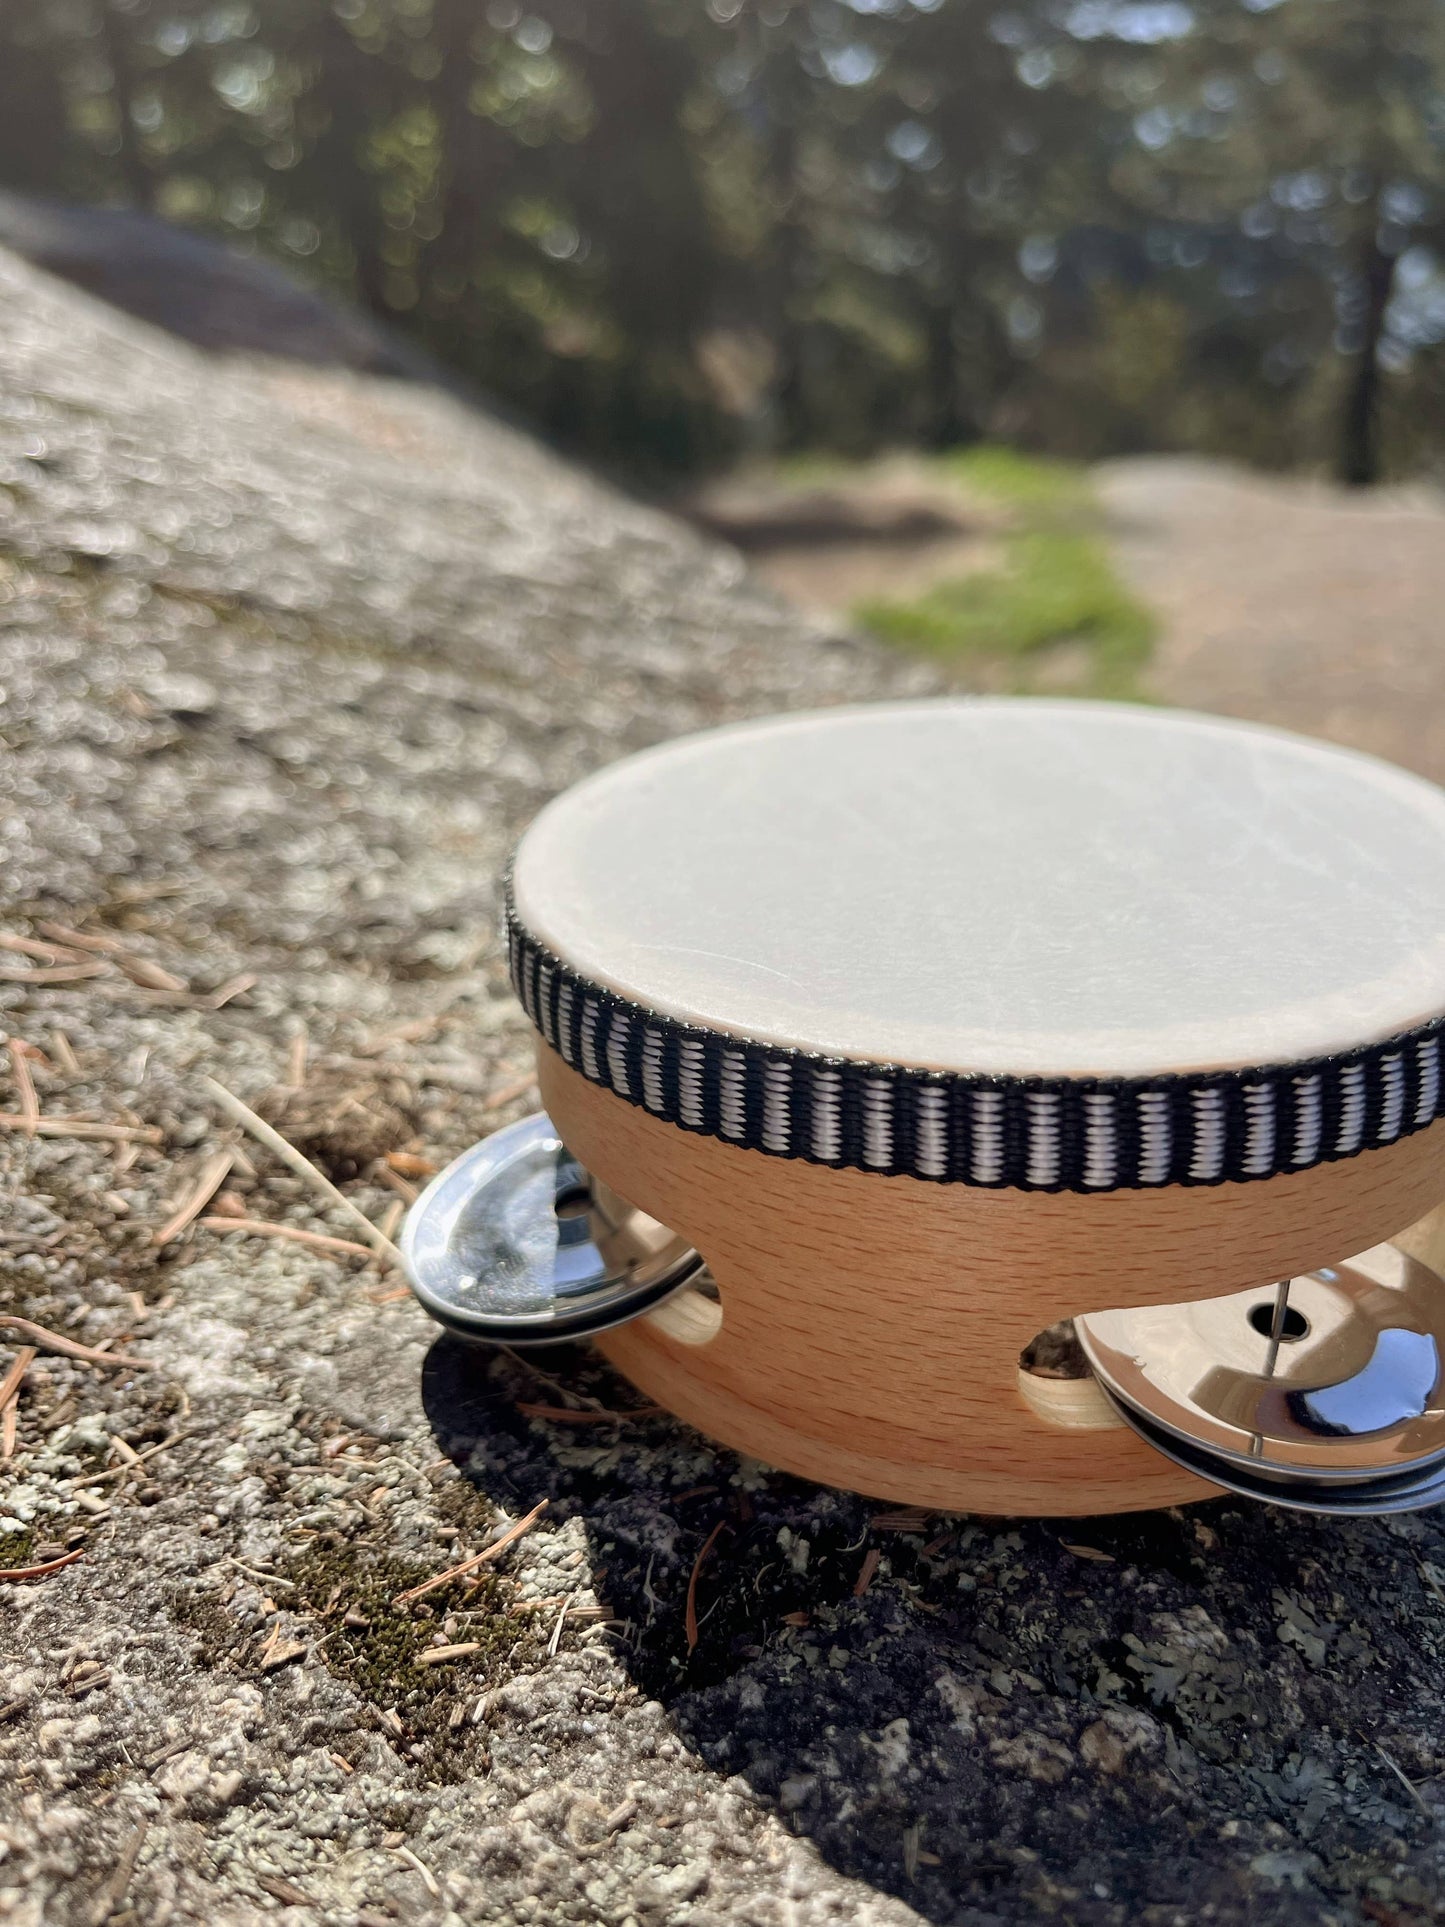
[0,1529,36,1570]
[855,445,1155,697]
[288,1542,528,1693]
[935,443,1092,513]
[176,1535,540,1782]
[857,530,1154,694]
[170,1586,240,1671]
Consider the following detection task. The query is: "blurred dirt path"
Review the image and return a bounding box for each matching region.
[1098,457,1445,783]
[683,457,1004,615]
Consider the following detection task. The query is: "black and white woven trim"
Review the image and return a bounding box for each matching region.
[507,904,1445,1194]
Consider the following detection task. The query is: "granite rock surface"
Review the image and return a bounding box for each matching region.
[1,248,1444,1927]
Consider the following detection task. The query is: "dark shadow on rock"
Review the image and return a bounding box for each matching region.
[421,1332,1445,1927]
[0,190,441,379]
[683,490,972,553]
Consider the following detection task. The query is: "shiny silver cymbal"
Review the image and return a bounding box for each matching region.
[1090,1392,1445,1515]
[1077,1244,1445,1513]
[401,1112,703,1344]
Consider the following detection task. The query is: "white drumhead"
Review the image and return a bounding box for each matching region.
[511,700,1445,1079]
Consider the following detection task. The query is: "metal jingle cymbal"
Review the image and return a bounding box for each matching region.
[1095,1390,1445,1517]
[400,1112,704,1345]
[1076,1244,1445,1488]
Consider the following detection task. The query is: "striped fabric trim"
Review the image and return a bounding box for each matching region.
[506,900,1445,1195]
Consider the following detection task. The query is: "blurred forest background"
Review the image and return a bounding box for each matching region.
[0,0,1442,488]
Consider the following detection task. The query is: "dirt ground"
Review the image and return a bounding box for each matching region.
[684,463,999,613]
[694,455,1445,774]
[1097,458,1445,785]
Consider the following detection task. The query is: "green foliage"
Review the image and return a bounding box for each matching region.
[0,0,1441,479]
[859,533,1153,690]
[857,450,1154,696]
[935,446,1093,514]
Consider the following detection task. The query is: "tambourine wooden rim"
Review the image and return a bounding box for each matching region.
[404,701,1445,1516]
[507,900,1445,1196]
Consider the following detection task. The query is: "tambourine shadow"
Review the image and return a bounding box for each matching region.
[419,1334,1440,1923]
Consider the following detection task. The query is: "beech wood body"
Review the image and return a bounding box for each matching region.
[538,1046,1445,1515]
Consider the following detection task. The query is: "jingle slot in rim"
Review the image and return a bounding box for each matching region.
[400,1112,704,1345]
[1076,1245,1445,1511]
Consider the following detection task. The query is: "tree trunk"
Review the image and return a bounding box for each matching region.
[97,0,152,210]
[1339,228,1396,488]
[313,9,391,321]
[923,298,981,450]
[420,3,508,301]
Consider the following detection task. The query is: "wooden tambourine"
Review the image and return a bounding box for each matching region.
[403,700,1445,1517]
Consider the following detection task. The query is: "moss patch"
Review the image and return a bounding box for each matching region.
[936,443,1093,513]
[0,1528,37,1570]
[289,1542,527,1685]
[174,1537,543,1782]
[855,445,1154,697]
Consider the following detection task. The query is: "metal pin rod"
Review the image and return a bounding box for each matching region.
[1262,1276,1292,1381]
[1249,1276,1294,1458]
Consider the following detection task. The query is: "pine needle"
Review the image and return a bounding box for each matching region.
[153,1151,235,1245]
[201,1076,402,1266]
[685,1521,725,1653]
[393,1498,549,1604]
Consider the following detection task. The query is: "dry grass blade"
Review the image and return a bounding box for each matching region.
[0,934,85,963]
[202,1076,403,1266]
[284,1028,308,1088]
[374,1162,419,1204]
[500,1349,608,1414]
[0,1345,37,1426]
[0,1115,162,1145]
[8,1048,40,1133]
[0,1546,86,1581]
[37,920,128,955]
[1372,1740,1435,1821]
[0,1314,150,1371]
[154,1150,235,1246]
[394,1845,440,1899]
[50,1029,81,1074]
[258,1641,306,1672]
[393,1498,549,1604]
[685,1521,726,1653]
[415,1641,481,1665]
[208,973,258,1008]
[5,1041,39,1136]
[482,1071,538,1113]
[68,1431,186,1488]
[853,1547,881,1596]
[547,1599,570,1658]
[199,1216,376,1259]
[372,1197,405,1265]
[385,1150,436,1179]
[255,1874,312,1908]
[358,1013,445,1056]
[87,1817,149,1926]
[121,958,188,992]
[0,961,108,985]
[38,921,186,992]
